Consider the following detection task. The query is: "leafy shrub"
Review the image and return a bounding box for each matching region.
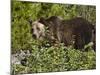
[12,42,96,74]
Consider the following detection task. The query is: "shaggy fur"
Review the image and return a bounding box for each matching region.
[29,16,95,50]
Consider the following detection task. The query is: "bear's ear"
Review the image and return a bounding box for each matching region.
[39,17,48,26]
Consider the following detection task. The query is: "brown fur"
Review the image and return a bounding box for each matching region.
[29,16,95,50]
[60,17,95,49]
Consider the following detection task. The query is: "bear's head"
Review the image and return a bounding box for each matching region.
[29,16,63,42]
[29,20,45,40]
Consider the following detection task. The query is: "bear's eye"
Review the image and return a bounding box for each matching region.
[31,29,34,33]
[37,27,40,31]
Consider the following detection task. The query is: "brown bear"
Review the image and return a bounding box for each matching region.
[29,16,95,50]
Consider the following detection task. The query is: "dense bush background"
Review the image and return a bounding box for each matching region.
[11,0,96,74]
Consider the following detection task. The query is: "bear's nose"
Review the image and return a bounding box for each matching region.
[32,34,37,39]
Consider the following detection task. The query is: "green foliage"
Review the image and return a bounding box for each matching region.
[11,0,96,74]
[12,44,95,74]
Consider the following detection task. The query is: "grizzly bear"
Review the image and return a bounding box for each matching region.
[29,16,95,50]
